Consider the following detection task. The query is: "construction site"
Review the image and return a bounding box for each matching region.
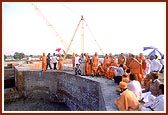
[3,3,165,112]
[3,3,119,111]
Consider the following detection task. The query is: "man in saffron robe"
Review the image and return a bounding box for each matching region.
[72,52,75,69]
[125,53,132,68]
[128,54,142,83]
[97,62,105,76]
[42,52,47,71]
[58,54,64,70]
[109,53,115,63]
[114,81,140,111]
[105,66,115,80]
[85,54,92,76]
[118,53,125,65]
[92,52,99,76]
[103,56,110,72]
[138,53,146,85]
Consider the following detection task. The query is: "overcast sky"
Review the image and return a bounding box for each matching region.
[2,2,166,56]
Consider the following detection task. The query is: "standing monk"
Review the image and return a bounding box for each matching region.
[139,53,146,83]
[92,52,99,76]
[118,53,125,65]
[109,53,115,64]
[58,54,64,70]
[85,54,92,76]
[72,52,75,69]
[103,56,110,72]
[42,52,47,71]
[125,53,131,68]
[128,54,142,84]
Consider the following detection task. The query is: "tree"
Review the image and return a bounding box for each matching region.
[4,55,7,60]
[13,52,25,60]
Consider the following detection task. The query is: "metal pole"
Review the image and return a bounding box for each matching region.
[81,16,84,54]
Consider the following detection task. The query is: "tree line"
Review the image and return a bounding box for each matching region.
[4,52,73,60]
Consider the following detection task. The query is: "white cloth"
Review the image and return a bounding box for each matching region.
[144,60,150,76]
[140,95,164,111]
[142,91,156,103]
[113,66,124,76]
[151,95,164,111]
[75,56,80,66]
[127,80,142,100]
[51,55,57,63]
[28,57,31,61]
[80,57,86,75]
[148,59,162,72]
[160,59,164,65]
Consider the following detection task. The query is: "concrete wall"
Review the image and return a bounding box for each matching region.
[4,68,14,78]
[13,67,106,111]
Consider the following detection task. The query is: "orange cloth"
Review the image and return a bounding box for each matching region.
[92,55,98,76]
[109,55,115,63]
[119,81,127,89]
[123,64,128,71]
[58,55,63,70]
[72,53,75,69]
[42,55,47,71]
[97,64,105,76]
[128,58,143,82]
[110,62,118,67]
[122,77,129,83]
[86,57,92,76]
[118,55,125,64]
[103,57,111,72]
[105,67,114,80]
[126,57,131,67]
[114,89,139,111]
[140,57,146,82]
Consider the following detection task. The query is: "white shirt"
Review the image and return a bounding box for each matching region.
[52,55,57,63]
[160,59,164,65]
[113,66,124,76]
[149,59,162,72]
[151,94,164,111]
[75,56,80,66]
[141,95,164,111]
[127,80,142,100]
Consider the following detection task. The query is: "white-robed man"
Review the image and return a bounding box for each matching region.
[147,55,162,73]
[140,84,164,111]
[79,53,86,76]
[127,73,142,101]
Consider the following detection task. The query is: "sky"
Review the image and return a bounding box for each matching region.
[2,2,166,56]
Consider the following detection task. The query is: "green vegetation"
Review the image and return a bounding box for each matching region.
[13,52,25,60]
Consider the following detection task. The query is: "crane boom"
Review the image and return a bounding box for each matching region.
[31,3,72,53]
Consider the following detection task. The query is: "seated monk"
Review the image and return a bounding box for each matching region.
[116,77,130,94]
[122,74,130,82]
[105,66,115,80]
[114,81,140,111]
[97,62,105,76]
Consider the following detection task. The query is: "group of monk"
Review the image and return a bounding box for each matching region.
[72,52,148,85]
